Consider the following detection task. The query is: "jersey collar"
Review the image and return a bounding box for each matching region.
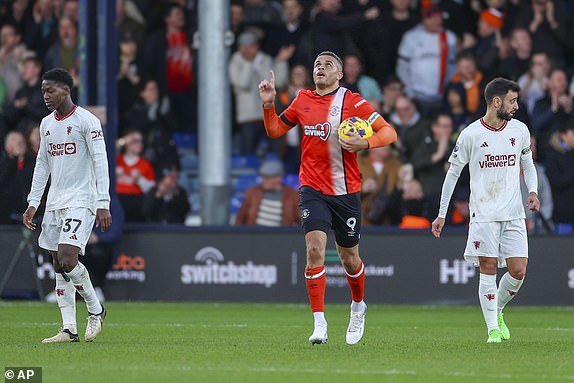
[314,87,339,97]
[480,117,507,132]
[54,104,77,121]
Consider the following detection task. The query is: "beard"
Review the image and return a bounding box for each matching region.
[496,107,513,121]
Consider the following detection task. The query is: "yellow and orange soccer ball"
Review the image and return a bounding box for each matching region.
[337,117,373,139]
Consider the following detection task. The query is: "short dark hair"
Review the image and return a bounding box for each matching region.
[430,112,452,126]
[559,119,574,135]
[316,51,343,70]
[164,2,184,19]
[42,68,74,90]
[455,49,475,64]
[383,74,402,88]
[1,22,20,35]
[484,77,520,104]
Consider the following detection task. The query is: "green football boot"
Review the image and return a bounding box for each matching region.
[498,313,510,340]
[487,329,502,343]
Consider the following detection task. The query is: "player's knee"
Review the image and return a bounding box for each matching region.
[58,254,78,273]
[509,268,526,280]
[340,253,360,272]
[306,243,324,263]
[479,258,497,275]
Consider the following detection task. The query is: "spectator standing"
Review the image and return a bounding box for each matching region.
[545,121,574,231]
[117,36,142,119]
[242,0,283,32]
[22,0,58,59]
[342,52,382,112]
[43,16,78,80]
[366,0,419,86]
[5,56,47,133]
[515,0,568,68]
[397,5,457,117]
[447,51,486,116]
[0,23,29,106]
[299,0,379,69]
[498,28,533,81]
[123,79,180,177]
[517,51,551,115]
[530,67,574,162]
[471,8,504,78]
[143,3,195,131]
[263,0,307,67]
[117,0,147,49]
[229,30,291,155]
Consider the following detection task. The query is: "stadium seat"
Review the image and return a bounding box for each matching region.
[173,132,197,149]
[231,155,260,176]
[179,152,198,171]
[282,174,300,190]
[231,154,259,169]
[555,223,573,235]
[264,152,279,161]
[234,174,260,193]
[230,193,244,214]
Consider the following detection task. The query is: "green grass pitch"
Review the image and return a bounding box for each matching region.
[1,302,573,383]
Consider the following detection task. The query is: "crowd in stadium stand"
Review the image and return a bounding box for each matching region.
[0,0,573,233]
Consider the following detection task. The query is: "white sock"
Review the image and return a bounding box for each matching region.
[67,262,102,315]
[351,300,365,313]
[478,273,498,333]
[313,312,326,325]
[55,273,77,334]
[497,272,524,314]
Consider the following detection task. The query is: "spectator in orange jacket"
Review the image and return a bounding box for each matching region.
[235,159,300,226]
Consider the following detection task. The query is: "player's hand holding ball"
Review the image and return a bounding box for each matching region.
[338,117,373,152]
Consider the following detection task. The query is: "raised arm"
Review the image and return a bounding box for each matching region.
[259,70,293,138]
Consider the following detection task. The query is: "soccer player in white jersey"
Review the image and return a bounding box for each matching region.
[431,78,540,343]
[22,68,112,343]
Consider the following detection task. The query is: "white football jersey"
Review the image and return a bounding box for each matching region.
[449,118,532,223]
[28,105,110,212]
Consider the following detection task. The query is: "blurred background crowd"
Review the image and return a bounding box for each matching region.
[0,0,573,236]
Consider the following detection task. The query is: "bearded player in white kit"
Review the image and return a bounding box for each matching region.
[22,68,112,343]
[431,78,540,343]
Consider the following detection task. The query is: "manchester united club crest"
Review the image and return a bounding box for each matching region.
[473,241,480,250]
[510,137,516,146]
[67,126,73,135]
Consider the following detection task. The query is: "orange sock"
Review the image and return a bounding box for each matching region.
[346,262,365,302]
[305,266,326,312]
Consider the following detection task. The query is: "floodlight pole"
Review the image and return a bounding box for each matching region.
[198,0,232,225]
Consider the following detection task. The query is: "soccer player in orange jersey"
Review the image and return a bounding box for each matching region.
[258,51,397,345]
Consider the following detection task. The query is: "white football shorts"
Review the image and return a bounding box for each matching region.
[39,207,95,256]
[463,219,528,268]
